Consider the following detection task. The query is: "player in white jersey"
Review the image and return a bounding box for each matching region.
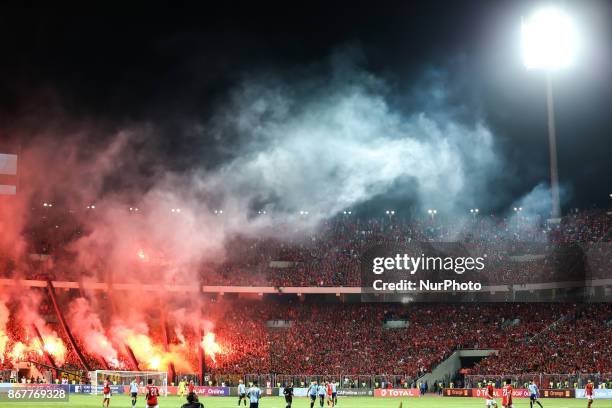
[238,380,247,406]
[528,380,543,408]
[129,379,139,407]
[307,381,318,408]
[317,382,326,407]
[331,381,338,406]
[247,381,262,408]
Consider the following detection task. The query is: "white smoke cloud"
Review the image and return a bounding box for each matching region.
[199,70,499,227]
[62,63,503,285]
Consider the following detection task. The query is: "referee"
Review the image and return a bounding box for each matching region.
[283,382,294,408]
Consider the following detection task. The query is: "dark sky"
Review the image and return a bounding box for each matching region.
[0,0,610,211]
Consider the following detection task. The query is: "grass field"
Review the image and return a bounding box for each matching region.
[3,395,609,408]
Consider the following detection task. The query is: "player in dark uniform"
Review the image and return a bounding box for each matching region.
[283,382,294,408]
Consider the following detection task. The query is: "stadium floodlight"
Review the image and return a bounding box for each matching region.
[522,7,578,220]
[522,7,578,70]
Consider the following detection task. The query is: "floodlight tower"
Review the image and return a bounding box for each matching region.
[522,7,578,220]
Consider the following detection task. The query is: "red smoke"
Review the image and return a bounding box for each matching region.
[0,127,232,375]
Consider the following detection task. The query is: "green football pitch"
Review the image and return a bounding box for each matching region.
[2,395,608,408]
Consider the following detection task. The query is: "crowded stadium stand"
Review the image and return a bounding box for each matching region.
[0,207,610,390]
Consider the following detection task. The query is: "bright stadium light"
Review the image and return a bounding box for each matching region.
[521,6,579,220]
[522,7,578,70]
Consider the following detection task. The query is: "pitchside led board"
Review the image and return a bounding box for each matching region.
[0,153,18,195]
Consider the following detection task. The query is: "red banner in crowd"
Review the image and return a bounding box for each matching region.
[374,388,420,398]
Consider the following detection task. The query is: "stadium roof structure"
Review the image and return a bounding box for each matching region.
[2,277,611,301]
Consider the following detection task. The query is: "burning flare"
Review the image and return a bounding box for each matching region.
[201,332,223,363]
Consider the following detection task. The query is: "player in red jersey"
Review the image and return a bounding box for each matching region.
[485,382,498,407]
[102,378,111,407]
[145,379,160,408]
[502,379,513,408]
[188,380,195,394]
[326,381,334,407]
[585,380,594,407]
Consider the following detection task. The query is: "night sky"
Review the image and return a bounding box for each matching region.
[0,1,610,213]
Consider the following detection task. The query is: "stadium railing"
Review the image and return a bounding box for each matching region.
[241,374,413,389]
